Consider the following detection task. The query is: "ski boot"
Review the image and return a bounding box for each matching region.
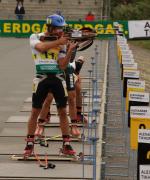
[61,144,76,156]
[77,114,88,124]
[23,136,34,159]
[60,137,76,157]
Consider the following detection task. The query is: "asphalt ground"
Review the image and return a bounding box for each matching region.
[0,38,107,179]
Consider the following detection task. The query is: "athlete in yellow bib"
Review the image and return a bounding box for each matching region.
[24,14,77,157]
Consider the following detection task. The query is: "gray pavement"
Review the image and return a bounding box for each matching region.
[0,38,107,179]
[103,40,137,180]
[0,38,34,133]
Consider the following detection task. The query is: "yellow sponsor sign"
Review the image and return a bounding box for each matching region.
[131,118,150,150]
[130,106,150,150]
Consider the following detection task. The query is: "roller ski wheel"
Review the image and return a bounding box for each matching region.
[77,114,88,124]
[70,125,81,137]
[23,138,34,159]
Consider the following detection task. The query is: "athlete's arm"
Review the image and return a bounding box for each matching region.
[35,37,68,53]
[30,34,68,53]
[58,42,78,70]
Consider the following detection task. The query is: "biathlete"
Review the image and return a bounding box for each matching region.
[35,55,87,138]
[24,14,77,157]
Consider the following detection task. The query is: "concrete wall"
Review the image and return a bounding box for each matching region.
[0,0,103,20]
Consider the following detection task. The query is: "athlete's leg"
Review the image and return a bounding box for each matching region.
[27,108,41,135]
[65,70,81,136]
[57,107,70,135]
[68,90,77,121]
[74,56,88,123]
[53,75,76,155]
[75,75,82,110]
[24,77,48,157]
[38,92,53,122]
[68,89,81,137]
[75,75,88,123]
[35,92,53,137]
[57,107,76,155]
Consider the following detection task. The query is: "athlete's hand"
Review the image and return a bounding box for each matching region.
[58,36,69,45]
[67,41,78,52]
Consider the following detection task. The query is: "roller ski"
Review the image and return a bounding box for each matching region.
[23,137,34,159]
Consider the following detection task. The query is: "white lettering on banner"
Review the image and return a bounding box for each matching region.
[138,129,150,143]
[130,106,150,119]
[129,92,149,102]
[129,20,150,38]
[140,165,150,180]
[127,79,145,88]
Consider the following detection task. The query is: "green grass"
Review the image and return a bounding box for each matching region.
[129,40,150,50]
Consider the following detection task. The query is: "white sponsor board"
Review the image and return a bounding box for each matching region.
[129,92,149,102]
[130,106,150,119]
[117,36,127,42]
[123,63,137,69]
[122,58,134,64]
[127,79,145,89]
[123,70,139,78]
[138,129,150,144]
[140,165,150,180]
[129,20,150,38]
[122,53,134,59]
[117,41,127,46]
[121,49,132,55]
[119,45,129,50]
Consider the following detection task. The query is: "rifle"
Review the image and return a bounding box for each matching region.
[40,27,97,51]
